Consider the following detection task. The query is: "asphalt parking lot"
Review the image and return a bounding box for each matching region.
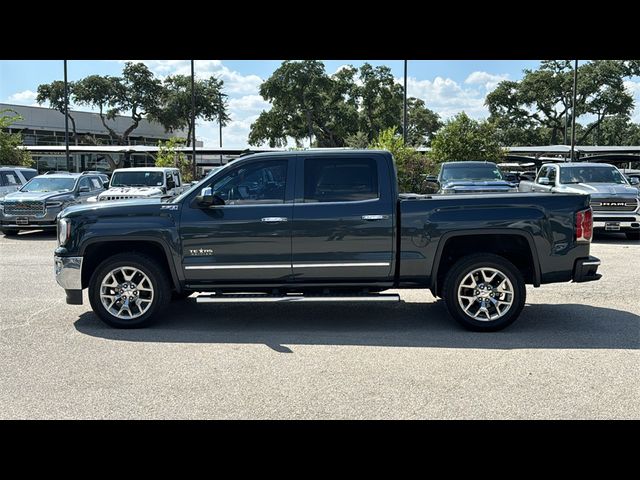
[0,231,638,419]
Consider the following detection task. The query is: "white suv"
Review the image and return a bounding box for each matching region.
[0,166,38,198]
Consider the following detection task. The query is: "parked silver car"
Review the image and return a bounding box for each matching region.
[0,171,106,236]
[519,162,640,240]
[0,166,38,198]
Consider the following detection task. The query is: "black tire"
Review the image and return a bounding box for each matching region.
[172,289,194,301]
[625,231,640,241]
[442,253,526,332]
[88,253,171,328]
[1,228,19,236]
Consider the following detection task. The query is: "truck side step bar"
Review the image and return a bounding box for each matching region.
[196,293,401,303]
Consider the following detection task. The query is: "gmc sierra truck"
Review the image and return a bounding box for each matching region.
[54,150,601,331]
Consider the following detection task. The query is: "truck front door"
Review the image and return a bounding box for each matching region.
[179,157,294,283]
[291,155,395,281]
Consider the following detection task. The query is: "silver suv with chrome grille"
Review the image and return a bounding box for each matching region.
[0,171,107,236]
[519,162,640,240]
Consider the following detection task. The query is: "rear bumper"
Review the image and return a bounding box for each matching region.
[572,256,602,283]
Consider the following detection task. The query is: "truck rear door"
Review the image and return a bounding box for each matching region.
[291,154,395,281]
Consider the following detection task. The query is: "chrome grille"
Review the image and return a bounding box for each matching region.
[3,200,45,216]
[590,198,638,212]
[100,195,142,201]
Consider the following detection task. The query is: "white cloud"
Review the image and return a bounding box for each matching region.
[464,71,509,90]
[624,79,640,123]
[7,89,37,104]
[402,76,488,120]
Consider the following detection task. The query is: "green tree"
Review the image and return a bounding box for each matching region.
[370,127,438,193]
[0,109,33,167]
[406,97,443,147]
[149,74,229,147]
[486,60,639,145]
[249,61,441,148]
[248,60,358,147]
[430,112,504,162]
[36,80,79,142]
[73,62,163,145]
[154,137,193,183]
[581,115,640,146]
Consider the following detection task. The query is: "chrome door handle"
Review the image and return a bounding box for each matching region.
[261,217,288,223]
[362,215,388,221]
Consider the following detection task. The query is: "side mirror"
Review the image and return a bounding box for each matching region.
[424,175,439,184]
[103,181,109,189]
[538,177,551,185]
[167,180,176,190]
[629,177,640,186]
[196,187,225,207]
[79,186,90,193]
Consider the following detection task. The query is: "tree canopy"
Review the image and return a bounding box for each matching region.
[0,109,33,167]
[430,112,504,162]
[36,62,229,152]
[248,60,441,148]
[486,60,640,146]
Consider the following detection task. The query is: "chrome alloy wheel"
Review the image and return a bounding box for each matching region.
[457,267,514,322]
[99,266,154,320]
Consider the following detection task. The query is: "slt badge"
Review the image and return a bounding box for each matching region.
[189,248,214,256]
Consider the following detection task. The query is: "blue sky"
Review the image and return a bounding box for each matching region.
[2,60,639,147]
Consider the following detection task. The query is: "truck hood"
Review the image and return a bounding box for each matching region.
[559,183,639,197]
[441,180,516,192]
[98,186,164,198]
[61,197,166,218]
[2,190,71,202]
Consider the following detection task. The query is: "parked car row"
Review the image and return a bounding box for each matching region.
[0,167,185,235]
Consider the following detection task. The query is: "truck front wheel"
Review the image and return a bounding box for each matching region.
[442,254,526,332]
[88,253,171,328]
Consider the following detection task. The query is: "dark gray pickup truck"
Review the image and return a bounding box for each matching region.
[54,150,601,331]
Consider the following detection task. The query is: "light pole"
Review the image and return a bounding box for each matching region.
[570,59,578,162]
[63,60,70,171]
[191,60,197,178]
[403,60,408,144]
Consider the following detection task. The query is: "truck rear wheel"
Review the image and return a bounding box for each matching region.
[88,253,170,328]
[442,253,526,332]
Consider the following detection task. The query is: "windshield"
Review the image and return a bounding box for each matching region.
[441,165,503,182]
[20,177,76,193]
[171,165,230,203]
[110,171,164,187]
[560,166,628,184]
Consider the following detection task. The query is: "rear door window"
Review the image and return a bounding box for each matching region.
[303,158,378,203]
[1,172,20,186]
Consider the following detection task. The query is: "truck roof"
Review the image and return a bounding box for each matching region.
[441,161,498,167]
[546,162,617,168]
[239,149,391,159]
[112,167,179,173]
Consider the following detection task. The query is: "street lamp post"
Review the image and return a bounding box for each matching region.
[570,59,579,162]
[403,60,408,144]
[63,60,70,171]
[191,60,197,178]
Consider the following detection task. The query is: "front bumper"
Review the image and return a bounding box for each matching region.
[54,255,84,305]
[593,212,640,231]
[1,206,62,229]
[572,256,602,283]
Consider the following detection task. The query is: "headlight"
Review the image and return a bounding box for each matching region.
[58,218,71,245]
[46,200,64,208]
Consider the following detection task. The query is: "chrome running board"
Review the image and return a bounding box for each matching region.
[196,293,400,303]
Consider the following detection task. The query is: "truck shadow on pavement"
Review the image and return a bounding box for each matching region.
[74,300,640,352]
[592,232,638,244]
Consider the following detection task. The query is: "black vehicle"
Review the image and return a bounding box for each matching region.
[54,150,600,331]
[0,171,107,235]
[428,161,518,194]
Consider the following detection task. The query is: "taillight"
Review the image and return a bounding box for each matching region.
[576,208,593,242]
